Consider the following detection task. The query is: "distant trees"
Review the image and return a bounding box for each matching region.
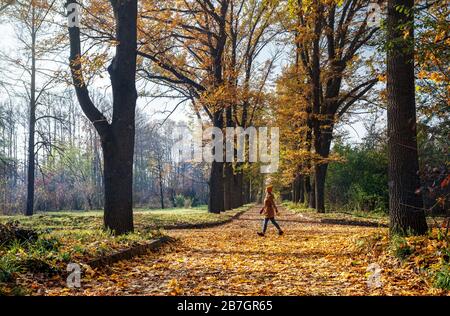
[386,0,427,235]
[2,0,63,216]
[137,0,277,213]
[133,115,210,209]
[137,0,229,213]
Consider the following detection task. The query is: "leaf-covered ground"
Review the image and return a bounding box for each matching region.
[0,205,250,295]
[37,207,449,296]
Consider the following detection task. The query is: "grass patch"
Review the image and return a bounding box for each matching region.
[390,235,413,260]
[434,264,450,290]
[0,205,250,232]
[283,201,388,226]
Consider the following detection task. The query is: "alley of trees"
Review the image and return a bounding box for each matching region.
[0,0,448,236]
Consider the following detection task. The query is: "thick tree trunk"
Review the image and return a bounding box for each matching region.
[314,123,333,213]
[209,160,224,213]
[311,5,324,213]
[244,177,251,204]
[237,172,244,207]
[102,121,135,234]
[232,170,243,208]
[25,116,35,216]
[26,93,36,216]
[223,162,233,210]
[314,163,328,213]
[68,0,138,234]
[102,144,134,234]
[208,111,225,213]
[387,0,427,235]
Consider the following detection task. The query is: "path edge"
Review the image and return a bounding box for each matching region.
[87,235,175,269]
[161,205,254,230]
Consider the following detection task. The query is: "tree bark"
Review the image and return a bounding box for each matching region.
[292,174,305,204]
[209,160,224,213]
[223,106,233,211]
[298,176,305,204]
[208,111,224,213]
[308,176,316,209]
[314,128,333,213]
[223,162,233,210]
[25,6,36,216]
[102,131,134,234]
[314,163,328,213]
[387,0,427,235]
[233,170,244,208]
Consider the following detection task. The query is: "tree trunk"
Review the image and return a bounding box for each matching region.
[208,111,225,213]
[223,162,233,210]
[209,160,224,213]
[308,177,316,209]
[158,163,164,209]
[102,124,135,234]
[292,176,298,203]
[299,176,305,204]
[25,11,36,217]
[315,163,328,213]
[68,0,138,234]
[244,177,251,204]
[314,123,333,213]
[387,0,427,235]
[292,174,304,204]
[235,171,244,207]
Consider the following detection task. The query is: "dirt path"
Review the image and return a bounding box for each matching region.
[45,206,436,295]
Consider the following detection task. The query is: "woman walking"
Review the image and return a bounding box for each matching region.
[258,185,284,236]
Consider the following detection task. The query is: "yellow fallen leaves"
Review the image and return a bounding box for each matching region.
[168,279,184,296]
[36,207,449,296]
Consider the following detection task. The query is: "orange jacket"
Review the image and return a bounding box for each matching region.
[260,193,278,218]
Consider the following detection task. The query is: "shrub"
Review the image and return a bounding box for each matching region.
[326,143,388,213]
[183,197,193,208]
[174,194,186,208]
[0,254,21,283]
[31,237,60,254]
[434,264,450,290]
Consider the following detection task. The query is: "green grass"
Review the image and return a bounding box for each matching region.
[434,264,450,290]
[0,205,251,231]
[282,201,389,226]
